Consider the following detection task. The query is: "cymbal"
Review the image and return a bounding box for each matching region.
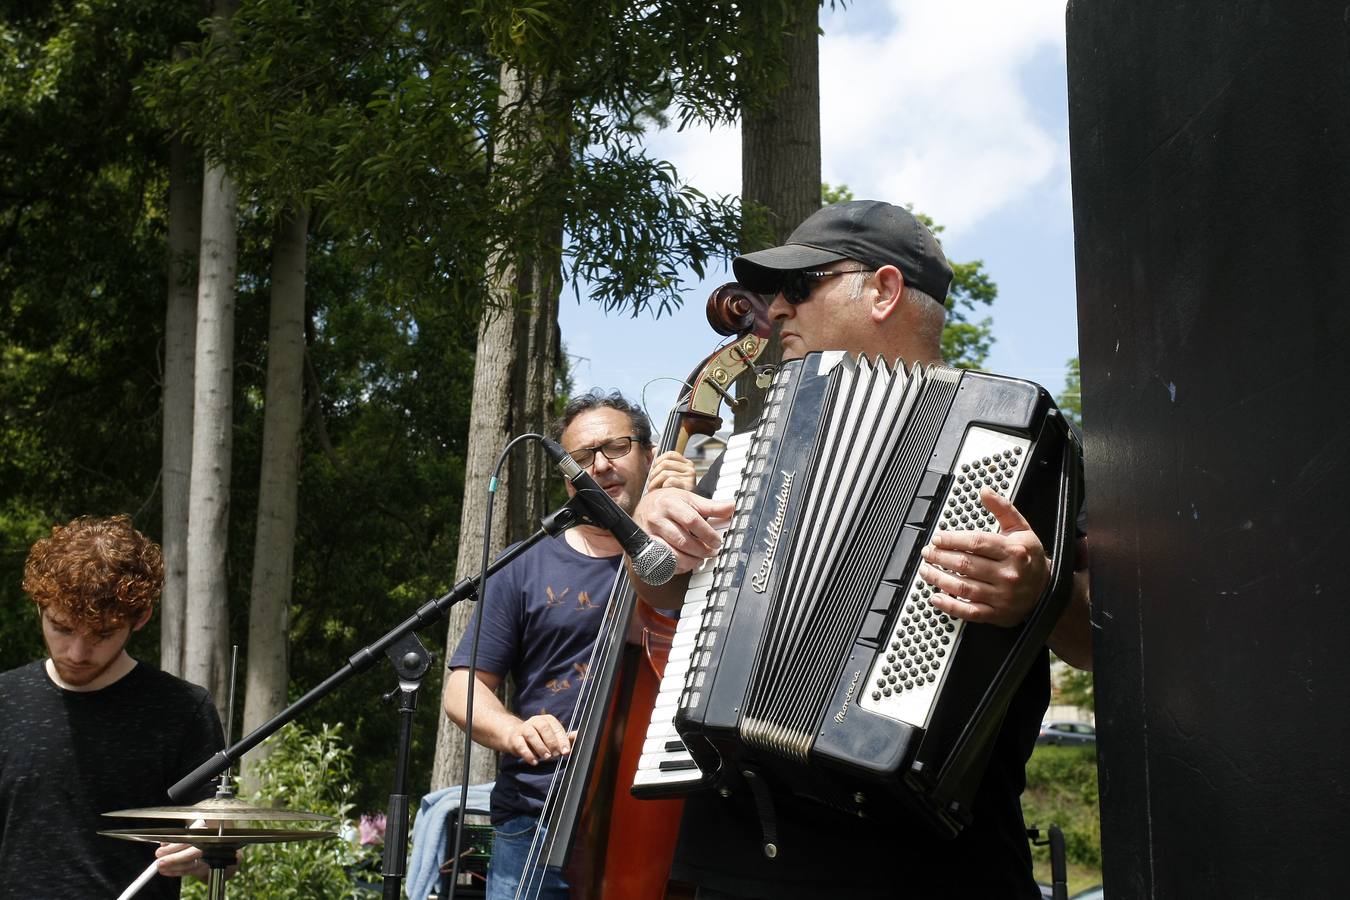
[99,827,337,846]
[104,796,334,823]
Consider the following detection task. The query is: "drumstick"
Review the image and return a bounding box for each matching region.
[115,860,159,900]
[115,816,210,900]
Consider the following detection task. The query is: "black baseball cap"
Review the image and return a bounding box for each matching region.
[732,200,954,302]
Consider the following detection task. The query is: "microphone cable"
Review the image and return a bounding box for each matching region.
[447,432,545,898]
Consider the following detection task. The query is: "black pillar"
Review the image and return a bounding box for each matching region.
[1067,1,1350,895]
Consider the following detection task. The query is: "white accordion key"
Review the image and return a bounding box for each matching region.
[631,430,754,792]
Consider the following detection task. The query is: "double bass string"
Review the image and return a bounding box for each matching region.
[514,566,636,899]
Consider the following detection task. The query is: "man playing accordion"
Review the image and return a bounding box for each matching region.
[633,200,1092,899]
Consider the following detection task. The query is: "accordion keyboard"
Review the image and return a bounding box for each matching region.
[632,430,752,792]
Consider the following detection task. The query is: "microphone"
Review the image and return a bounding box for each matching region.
[542,438,678,586]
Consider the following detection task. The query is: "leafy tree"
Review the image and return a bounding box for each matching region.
[0,0,203,665]
[180,723,381,900]
[1055,664,1095,710]
[1059,356,1082,427]
[732,0,821,432]
[3,0,833,815]
[419,0,821,791]
[1,2,482,812]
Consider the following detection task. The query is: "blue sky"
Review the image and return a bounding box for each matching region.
[558,0,1079,434]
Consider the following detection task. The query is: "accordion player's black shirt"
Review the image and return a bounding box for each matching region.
[668,454,1053,899]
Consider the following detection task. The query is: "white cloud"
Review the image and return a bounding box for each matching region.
[643,121,740,199]
[644,0,1070,238]
[819,0,1068,234]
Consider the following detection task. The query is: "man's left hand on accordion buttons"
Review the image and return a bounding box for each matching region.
[916,488,1051,628]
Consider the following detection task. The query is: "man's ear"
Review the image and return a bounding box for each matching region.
[132,607,153,632]
[870,265,906,323]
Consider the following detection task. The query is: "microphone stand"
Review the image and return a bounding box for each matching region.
[168,502,586,900]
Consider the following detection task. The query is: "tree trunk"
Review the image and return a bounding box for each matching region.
[161,133,200,678]
[241,207,308,790]
[430,62,563,793]
[184,156,238,713]
[733,0,821,432]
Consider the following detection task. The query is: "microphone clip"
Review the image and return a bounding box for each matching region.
[540,502,585,537]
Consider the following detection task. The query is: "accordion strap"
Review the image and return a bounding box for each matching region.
[934,422,1085,814]
[741,766,781,861]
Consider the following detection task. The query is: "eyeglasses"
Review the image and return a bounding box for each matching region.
[780,268,875,305]
[567,435,642,468]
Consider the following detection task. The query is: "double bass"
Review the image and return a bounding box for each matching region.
[514,284,771,899]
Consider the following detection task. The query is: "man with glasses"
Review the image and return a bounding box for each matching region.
[441,390,695,900]
[633,200,1092,899]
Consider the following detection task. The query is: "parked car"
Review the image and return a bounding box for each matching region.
[1036,721,1097,746]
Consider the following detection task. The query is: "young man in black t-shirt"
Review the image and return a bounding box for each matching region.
[0,515,224,900]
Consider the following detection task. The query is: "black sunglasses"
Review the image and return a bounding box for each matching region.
[779,268,876,304]
[567,435,641,468]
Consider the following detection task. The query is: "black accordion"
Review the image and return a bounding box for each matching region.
[633,351,1083,837]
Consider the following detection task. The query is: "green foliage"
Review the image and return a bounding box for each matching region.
[0,4,480,809]
[907,209,996,370]
[821,181,854,205]
[1022,744,1102,871]
[0,0,201,668]
[1059,356,1082,428]
[140,0,809,320]
[1055,665,1095,711]
[181,723,381,900]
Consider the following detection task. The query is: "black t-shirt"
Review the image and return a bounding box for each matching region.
[668,455,1054,898]
[670,655,1049,899]
[0,660,224,900]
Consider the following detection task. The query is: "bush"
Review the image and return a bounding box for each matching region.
[1022,744,1102,870]
[181,723,381,900]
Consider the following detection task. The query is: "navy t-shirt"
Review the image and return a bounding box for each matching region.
[449,535,621,825]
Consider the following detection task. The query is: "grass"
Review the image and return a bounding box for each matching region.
[1022,743,1102,895]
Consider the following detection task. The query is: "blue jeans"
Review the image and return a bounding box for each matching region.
[486,813,570,900]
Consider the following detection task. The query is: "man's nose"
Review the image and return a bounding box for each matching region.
[67,637,94,662]
[590,450,615,476]
[767,292,793,321]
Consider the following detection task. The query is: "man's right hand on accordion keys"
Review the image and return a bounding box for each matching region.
[629,486,733,609]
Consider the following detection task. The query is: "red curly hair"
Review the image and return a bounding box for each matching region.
[22,515,164,631]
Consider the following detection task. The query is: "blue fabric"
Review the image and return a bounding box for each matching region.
[406,782,494,900]
[448,535,621,825]
[485,814,569,900]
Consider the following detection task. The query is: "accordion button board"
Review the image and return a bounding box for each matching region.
[858,427,1031,725]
